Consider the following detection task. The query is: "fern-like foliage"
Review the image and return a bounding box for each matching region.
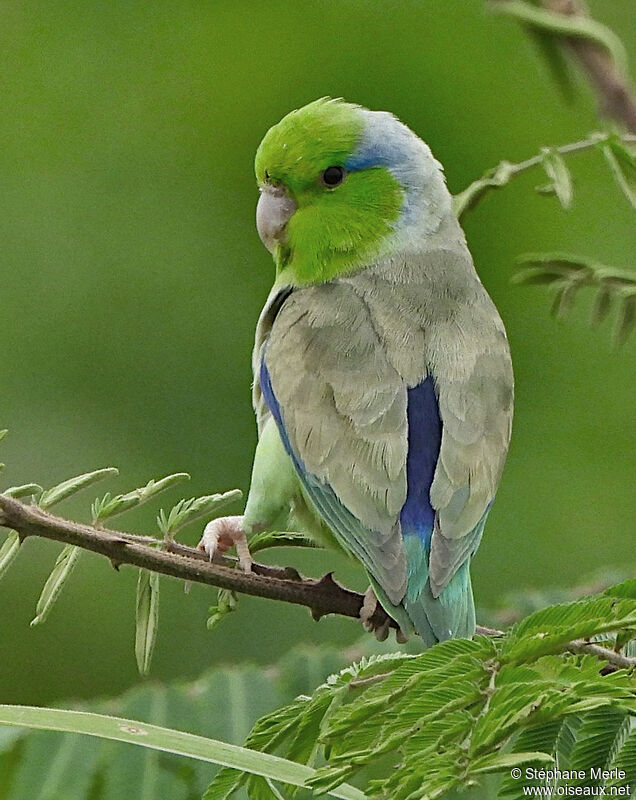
[207,581,636,800]
[514,254,636,344]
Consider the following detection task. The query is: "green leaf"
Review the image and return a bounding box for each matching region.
[616,293,636,346]
[567,708,627,786]
[286,688,344,767]
[0,646,346,798]
[248,530,318,554]
[497,719,578,797]
[135,569,160,676]
[244,775,286,800]
[514,252,595,278]
[471,750,554,775]
[513,253,636,344]
[0,532,20,581]
[30,545,81,627]
[206,701,317,796]
[591,286,612,326]
[100,687,186,800]
[539,148,573,209]
[3,484,43,500]
[38,467,119,510]
[605,579,636,600]
[453,160,516,219]
[93,472,190,524]
[207,589,238,631]
[526,27,575,102]
[0,705,366,800]
[157,489,242,538]
[502,594,636,663]
[6,730,103,800]
[605,718,636,791]
[601,136,636,211]
[550,282,578,319]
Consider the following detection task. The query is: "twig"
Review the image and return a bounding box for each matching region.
[566,639,636,672]
[1,494,634,673]
[0,494,391,631]
[348,673,393,689]
[453,131,636,218]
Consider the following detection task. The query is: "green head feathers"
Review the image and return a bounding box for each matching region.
[255,98,363,193]
[255,98,453,285]
[255,99,404,284]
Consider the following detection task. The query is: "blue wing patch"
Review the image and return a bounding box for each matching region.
[400,377,442,539]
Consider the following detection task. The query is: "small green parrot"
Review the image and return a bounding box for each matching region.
[199,98,513,644]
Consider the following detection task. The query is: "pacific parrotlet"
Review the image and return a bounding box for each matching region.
[199,98,514,645]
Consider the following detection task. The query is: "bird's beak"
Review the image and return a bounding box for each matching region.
[256,184,297,253]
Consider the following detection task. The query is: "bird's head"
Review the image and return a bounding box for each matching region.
[254,97,454,285]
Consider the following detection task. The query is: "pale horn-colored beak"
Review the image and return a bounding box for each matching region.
[256,184,297,253]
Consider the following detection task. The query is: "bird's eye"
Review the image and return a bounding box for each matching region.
[320,165,346,188]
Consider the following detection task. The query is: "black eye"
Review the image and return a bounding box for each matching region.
[320,165,346,188]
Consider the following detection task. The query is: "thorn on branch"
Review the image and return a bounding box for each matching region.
[0,493,633,674]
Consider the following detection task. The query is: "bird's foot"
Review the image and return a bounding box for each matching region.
[198,515,253,573]
[360,586,390,642]
[360,586,409,643]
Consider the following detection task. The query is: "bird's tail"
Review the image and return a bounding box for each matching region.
[403,560,476,646]
[372,555,476,647]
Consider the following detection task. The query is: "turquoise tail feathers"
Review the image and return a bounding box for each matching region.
[372,535,477,647]
[404,559,476,645]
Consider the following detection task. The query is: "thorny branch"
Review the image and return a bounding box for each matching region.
[0,494,633,673]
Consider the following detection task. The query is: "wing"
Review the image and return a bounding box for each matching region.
[258,280,409,605]
[339,249,514,600]
[427,309,513,597]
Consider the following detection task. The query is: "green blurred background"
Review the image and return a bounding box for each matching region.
[0,0,634,707]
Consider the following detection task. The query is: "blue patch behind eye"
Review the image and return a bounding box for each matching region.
[345,140,399,173]
[400,376,443,543]
[345,120,426,229]
[345,114,420,176]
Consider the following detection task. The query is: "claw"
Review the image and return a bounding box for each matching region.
[360,586,379,633]
[359,586,409,643]
[198,515,253,573]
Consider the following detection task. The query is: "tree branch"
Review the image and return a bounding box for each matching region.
[453,131,636,218]
[542,0,636,133]
[0,493,393,632]
[0,493,633,672]
[490,0,636,132]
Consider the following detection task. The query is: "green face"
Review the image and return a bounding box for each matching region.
[255,98,404,285]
